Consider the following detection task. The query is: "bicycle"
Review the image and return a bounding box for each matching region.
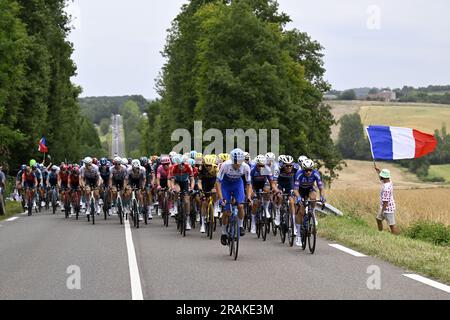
[202,191,216,240]
[113,186,124,225]
[101,185,111,220]
[49,186,58,215]
[129,187,144,229]
[0,186,4,216]
[174,190,189,237]
[158,188,170,227]
[253,190,271,242]
[223,195,240,261]
[190,190,201,230]
[62,188,72,219]
[277,192,293,245]
[299,199,324,254]
[25,187,35,216]
[71,187,81,220]
[86,187,97,225]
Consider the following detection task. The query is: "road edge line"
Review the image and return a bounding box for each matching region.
[124,218,144,300]
[403,274,450,294]
[329,244,367,257]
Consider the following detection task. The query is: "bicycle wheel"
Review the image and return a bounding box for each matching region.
[134,201,139,229]
[163,197,169,227]
[262,214,268,242]
[307,214,317,254]
[52,191,57,215]
[288,214,295,247]
[0,194,4,216]
[271,206,277,236]
[208,202,214,240]
[28,195,33,216]
[256,208,262,239]
[279,211,287,244]
[144,206,148,225]
[91,200,95,225]
[118,200,123,225]
[234,218,239,261]
[228,223,235,257]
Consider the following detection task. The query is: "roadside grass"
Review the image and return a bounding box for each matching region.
[429,164,450,183]
[0,201,23,221]
[319,213,450,285]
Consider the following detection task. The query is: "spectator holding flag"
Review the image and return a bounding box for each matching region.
[374,165,397,235]
[366,125,438,235]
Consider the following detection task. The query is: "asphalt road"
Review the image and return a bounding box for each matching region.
[0,208,449,300]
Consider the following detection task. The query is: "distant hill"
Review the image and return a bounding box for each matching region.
[79,95,149,124]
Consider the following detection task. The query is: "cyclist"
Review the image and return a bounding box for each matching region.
[168,155,195,230]
[31,164,43,210]
[68,166,81,215]
[16,165,27,202]
[293,159,326,246]
[250,155,279,234]
[217,153,230,170]
[21,166,38,209]
[216,149,252,246]
[109,157,128,215]
[156,156,172,216]
[275,155,298,227]
[80,157,101,215]
[127,160,147,221]
[48,165,59,207]
[140,157,155,219]
[58,164,70,212]
[99,158,112,216]
[197,155,219,233]
[40,164,49,208]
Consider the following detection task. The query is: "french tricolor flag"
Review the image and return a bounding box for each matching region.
[38,136,48,153]
[366,126,437,160]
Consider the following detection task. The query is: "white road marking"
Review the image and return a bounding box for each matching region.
[124,218,144,300]
[5,217,19,222]
[329,244,367,257]
[403,274,450,294]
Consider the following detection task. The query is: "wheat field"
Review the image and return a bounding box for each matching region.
[328,188,450,228]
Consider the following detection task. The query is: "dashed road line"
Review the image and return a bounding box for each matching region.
[5,217,19,222]
[403,274,450,294]
[329,244,367,257]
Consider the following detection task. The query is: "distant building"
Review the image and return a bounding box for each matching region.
[368,90,397,102]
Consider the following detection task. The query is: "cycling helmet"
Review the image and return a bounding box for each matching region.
[303,159,315,170]
[21,164,27,171]
[30,159,37,167]
[188,158,195,167]
[190,151,198,159]
[140,157,148,166]
[195,153,203,165]
[68,164,73,172]
[31,164,38,170]
[51,165,58,171]
[113,157,122,165]
[172,155,181,165]
[265,153,276,162]
[121,158,128,166]
[100,158,108,166]
[161,157,171,165]
[244,152,251,161]
[132,159,140,169]
[61,165,68,171]
[169,151,177,158]
[84,157,93,165]
[204,155,217,166]
[92,158,99,165]
[127,158,132,165]
[279,155,294,165]
[219,153,230,162]
[298,155,308,164]
[255,155,267,166]
[230,149,245,164]
[180,155,189,165]
[73,167,80,175]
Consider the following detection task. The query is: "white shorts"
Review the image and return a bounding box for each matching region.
[377,210,396,226]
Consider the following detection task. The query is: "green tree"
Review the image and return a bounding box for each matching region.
[154,0,341,180]
[336,114,371,160]
[339,89,356,100]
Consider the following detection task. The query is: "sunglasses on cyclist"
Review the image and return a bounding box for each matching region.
[304,169,313,173]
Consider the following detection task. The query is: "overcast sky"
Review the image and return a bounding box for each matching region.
[67,0,450,99]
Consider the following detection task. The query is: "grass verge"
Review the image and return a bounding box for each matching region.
[319,214,450,285]
[0,201,24,221]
